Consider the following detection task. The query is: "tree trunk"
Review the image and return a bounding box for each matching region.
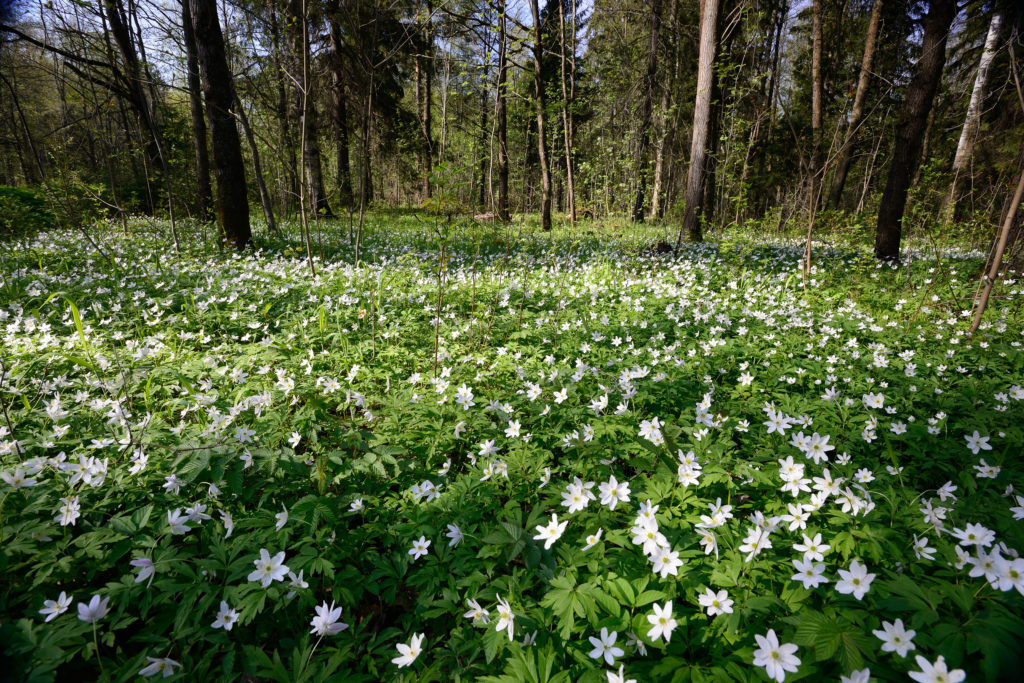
[651,15,678,221]
[286,0,333,218]
[268,0,296,211]
[419,1,433,200]
[528,0,552,231]
[649,78,670,219]
[328,18,354,207]
[103,0,177,247]
[678,0,720,244]
[945,11,1003,220]
[235,94,277,235]
[191,0,250,250]
[478,52,489,208]
[874,0,956,260]
[828,0,882,209]
[559,0,577,226]
[759,1,786,210]
[496,0,510,221]
[631,0,662,222]
[181,0,212,219]
[102,0,158,172]
[809,0,823,209]
[970,161,1024,334]
[301,86,333,218]
[912,106,936,187]
[702,72,722,228]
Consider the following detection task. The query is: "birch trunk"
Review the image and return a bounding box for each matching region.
[945,11,1003,220]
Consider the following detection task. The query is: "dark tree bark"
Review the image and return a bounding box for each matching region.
[528,0,552,231]
[496,0,510,221]
[874,0,957,260]
[678,0,719,244]
[328,16,353,207]
[181,0,212,219]
[190,0,251,250]
[631,0,663,222]
[286,0,333,218]
[829,0,882,209]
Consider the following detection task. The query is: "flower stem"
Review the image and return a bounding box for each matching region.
[298,635,324,681]
[92,623,108,681]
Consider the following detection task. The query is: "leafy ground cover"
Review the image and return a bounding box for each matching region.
[1,217,1023,682]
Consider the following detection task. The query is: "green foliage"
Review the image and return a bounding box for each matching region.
[0,185,54,239]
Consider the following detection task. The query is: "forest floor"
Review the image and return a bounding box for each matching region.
[1,214,1023,682]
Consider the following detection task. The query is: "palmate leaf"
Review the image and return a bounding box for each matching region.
[793,609,871,670]
[291,494,337,525]
[540,575,582,639]
[243,644,291,683]
[496,644,573,683]
[174,449,212,483]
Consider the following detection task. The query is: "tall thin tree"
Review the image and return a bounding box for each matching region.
[809,0,823,209]
[559,0,577,226]
[417,0,433,200]
[286,0,333,218]
[631,0,663,222]
[528,0,552,231]
[496,0,510,221]
[829,0,882,209]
